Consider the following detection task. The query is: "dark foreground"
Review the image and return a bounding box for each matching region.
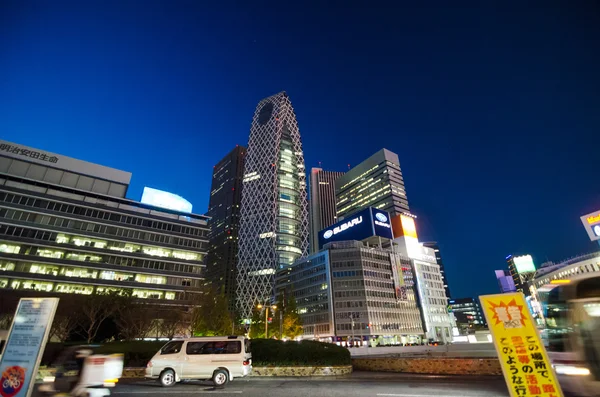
[107,372,509,397]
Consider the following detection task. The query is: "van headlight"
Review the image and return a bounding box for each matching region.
[554,364,590,376]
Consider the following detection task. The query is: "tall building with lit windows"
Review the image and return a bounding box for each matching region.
[336,149,409,220]
[237,92,309,320]
[0,139,209,307]
[309,168,344,254]
[205,145,246,309]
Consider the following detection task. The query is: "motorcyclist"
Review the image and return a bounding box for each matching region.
[39,346,94,395]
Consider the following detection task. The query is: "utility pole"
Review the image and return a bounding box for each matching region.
[350,314,355,346]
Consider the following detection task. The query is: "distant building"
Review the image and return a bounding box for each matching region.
[205,146,246,308]
[237,92,309,320]
[422,242,451,299]
[449,297,487,333]
[336,149,409,220]
[495,269,517,293]
[506,254,536,293]
[0,139,208,306]
[309,168,344,254]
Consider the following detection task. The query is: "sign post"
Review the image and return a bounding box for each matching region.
[0,298,59,397]
[480,293,563,397]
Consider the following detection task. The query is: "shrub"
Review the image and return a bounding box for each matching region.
[250,339,351,366]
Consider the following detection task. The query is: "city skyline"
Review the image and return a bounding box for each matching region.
[2,1,599,299]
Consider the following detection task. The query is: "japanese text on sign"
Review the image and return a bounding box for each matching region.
[480,293,563,397]
[0,144,58,164]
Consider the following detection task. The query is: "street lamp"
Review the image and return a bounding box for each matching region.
[257,303,277,338]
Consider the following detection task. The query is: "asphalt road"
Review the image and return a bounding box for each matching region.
[109,372,509,397]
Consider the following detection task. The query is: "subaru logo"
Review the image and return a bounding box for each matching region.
[375,213,388,223]
[323,230,334,239]
[594,225,600,237]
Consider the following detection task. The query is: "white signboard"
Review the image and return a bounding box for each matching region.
[0,298,58,397]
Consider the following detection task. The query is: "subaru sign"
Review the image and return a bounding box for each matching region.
[318,207,393,249]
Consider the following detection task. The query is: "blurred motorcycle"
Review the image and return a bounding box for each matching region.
[39,346,123,397]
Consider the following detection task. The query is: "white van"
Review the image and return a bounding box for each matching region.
[145,336,252,387]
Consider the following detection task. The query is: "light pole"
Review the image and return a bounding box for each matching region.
[257,303,277,338]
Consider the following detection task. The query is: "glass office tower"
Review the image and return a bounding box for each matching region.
[236,92,309,320]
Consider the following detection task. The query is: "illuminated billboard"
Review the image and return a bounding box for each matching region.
[513,255,535,274]
[581,210,600,241]
[140,187,193,213]
[318,207,393,249]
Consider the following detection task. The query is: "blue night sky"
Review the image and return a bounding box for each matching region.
[1,1,599,299]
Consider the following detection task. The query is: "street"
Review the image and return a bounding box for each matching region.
[110,372,509,397]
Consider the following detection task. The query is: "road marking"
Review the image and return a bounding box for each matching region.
[114,391,242,394]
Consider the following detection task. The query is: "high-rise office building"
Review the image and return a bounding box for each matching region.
[309,168,344,254]
[0,140,208,305]
[336,149,409,220]
[205,146,246,308]
[237,92,309,320]
[422,242,451,299]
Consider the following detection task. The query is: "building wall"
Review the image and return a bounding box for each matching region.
[412,259,453,343]
[288,240,424,344]
[422,242,451,299]
[277,250,333,339]
[533,252,600,289]
[0,140,131,198]
[237,92,309,320]
[335,149,409,220]
[0,147,208,305]
[309,168,344,254]
[205,146,246,307]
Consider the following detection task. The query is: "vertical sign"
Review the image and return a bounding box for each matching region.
[389,253,406,301]
[0,298,58,397]
[480,293,563,397]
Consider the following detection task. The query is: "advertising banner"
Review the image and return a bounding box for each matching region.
[318,207,393,249]
[480,293,563,397]
[0,298,58,397]
[390,253,406,301]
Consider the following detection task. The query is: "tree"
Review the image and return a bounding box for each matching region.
[0,313,13,330]
[282,295,302,339]
[159,309,187,339]
[76,292,122,343]
[248,306,264,339]
[190,287,233,336]
[49,314,78,342]
[115,302,156,341]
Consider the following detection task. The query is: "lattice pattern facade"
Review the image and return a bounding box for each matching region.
[236,92,309,320]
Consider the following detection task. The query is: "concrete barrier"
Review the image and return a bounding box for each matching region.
[349,343,496,358]
[352,357,502,376]
[38,365,352,380]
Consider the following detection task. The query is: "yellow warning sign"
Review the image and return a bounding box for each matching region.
[479,293,563,397]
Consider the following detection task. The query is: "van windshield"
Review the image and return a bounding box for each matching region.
[161,341,183,355]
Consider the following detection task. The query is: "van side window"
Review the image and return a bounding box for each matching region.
[161,341,183,355]
[186,341,241,355]
[186,342,206,355]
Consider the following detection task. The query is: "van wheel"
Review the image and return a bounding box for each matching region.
[212,369,229,387]
[160,369,176,387]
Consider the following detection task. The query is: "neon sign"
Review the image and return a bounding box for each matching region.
[587,214,600,224]
[323,216,363,239]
